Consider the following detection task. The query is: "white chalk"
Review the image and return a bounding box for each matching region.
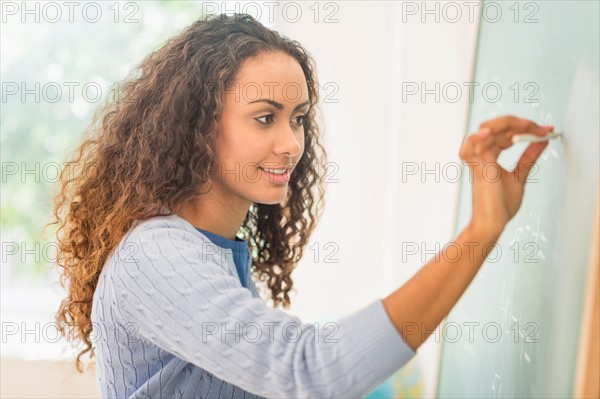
[511,133,562,144]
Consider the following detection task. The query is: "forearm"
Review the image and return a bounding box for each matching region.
[383,224,501,351]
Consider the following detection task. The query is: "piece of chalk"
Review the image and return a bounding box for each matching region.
[511,133,562,144]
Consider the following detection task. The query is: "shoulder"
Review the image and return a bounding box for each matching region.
[127,213,198,239]
[108,213,227,273]
[122,213,213,249]
[108,213,237,289]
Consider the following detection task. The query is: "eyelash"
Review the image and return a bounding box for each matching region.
[255,114,306,126]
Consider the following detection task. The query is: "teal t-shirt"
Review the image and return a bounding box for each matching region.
[195,228,250,288]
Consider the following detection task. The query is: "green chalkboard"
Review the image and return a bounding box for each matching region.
[437,1,599,398]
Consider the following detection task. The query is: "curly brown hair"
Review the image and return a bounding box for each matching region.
[45,13,327,372]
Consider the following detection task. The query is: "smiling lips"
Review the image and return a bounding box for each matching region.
[258,166,291,183]
[260,167,287,174]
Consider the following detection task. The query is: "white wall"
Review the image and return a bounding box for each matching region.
[275,1,480,396]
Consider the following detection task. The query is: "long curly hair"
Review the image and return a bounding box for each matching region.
[45,13,327,372]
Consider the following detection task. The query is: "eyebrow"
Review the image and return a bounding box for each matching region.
[247,99,312,112]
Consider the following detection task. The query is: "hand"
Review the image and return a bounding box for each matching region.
[458,115,553,239]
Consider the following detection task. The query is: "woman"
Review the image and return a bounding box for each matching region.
[49,13,553,398]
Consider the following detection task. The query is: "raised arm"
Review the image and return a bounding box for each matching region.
[383,116,554,351]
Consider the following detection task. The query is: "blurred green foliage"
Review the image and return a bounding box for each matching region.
[1,1,205,281]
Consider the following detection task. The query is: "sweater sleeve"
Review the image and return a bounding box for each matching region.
[112,218,416,399]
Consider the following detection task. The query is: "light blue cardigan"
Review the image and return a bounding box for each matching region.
[91,214,416,398]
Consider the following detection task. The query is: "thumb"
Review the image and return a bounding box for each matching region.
[514,141,549,184]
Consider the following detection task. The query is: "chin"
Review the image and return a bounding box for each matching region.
[251,190,288,206]
[254,197,286,206]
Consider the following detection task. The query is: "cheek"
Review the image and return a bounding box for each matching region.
[219,140,262,177]
[297,133,306,157]
[219,132,251,160]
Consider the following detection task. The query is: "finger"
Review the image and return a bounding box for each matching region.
[514,141,549,184]
[480,115,549,136]
[458,128,507,176]
[459,128,493,162]
[472,126,504,161]
[479,115,553,149]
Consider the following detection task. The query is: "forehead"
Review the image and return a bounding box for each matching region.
[231,52,309,103]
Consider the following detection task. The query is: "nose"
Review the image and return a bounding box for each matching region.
[273,123,303,158]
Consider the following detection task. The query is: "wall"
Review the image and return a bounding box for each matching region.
[275,1,479,396]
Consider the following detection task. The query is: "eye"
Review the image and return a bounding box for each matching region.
[294,114,307,126]
[255,114,307,126]
[255,114,274,125]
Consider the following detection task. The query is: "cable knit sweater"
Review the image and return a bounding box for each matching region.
[91,213,416,398]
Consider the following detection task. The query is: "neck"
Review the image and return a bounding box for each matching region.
[174,184,251,240]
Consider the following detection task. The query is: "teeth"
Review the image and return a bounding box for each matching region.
[261,167,286,175]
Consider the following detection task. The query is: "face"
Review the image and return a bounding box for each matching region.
[210,51,309,207]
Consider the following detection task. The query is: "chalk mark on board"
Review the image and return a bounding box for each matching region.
[492,373,502,399]
[519,312,532,364]
[509,227,524,246]
[500,281,512,320]
[542,150,550,161]
[536,250,546,261]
